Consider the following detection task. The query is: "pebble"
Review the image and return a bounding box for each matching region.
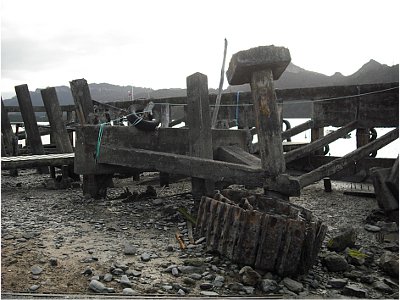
[122,288,138,295]
[243,286,255,294]
[124,244,137,255]
[171,267,179,277]
[195,237,206,244]
[282,277,304,293]
[260,279,279,293]
[103,273,113,282]
[239,266,261,286]
[141,252,151,262]
[323,253,349,272]
[188,273,202,280]
[31,265,43,275]
[111,268,124,275]
[372,280,393,293]
[177,289,186,296]
[200,282,214,290]
[29,284,40,291]
[228,282,244,291]
[342,284,368,298]
[364,224,381,232]
[327,278,348,288]
[89,280,108,293]
[183,277,196,286]
[120,275,132,287]
[49,258,58,266]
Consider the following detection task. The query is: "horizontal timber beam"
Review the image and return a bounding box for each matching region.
[97,145,265,186]
[298,128,399,188]
[285,121,358,163]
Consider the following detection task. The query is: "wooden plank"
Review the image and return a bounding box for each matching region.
[285,121,358,163]
[74,126,249,175]
[298,128,399,188]
[159,103,171,186]
[186,72,215,198]
[2,153,74,170]
[3,105,76,113]
[232,210,264,266]
[254,215,286,271]
[216,145,261,167]
[97,145,265,186]
[41,87,73,153]
[69,78,94,125]
[281,120,313,141]
[15,84,48,174]
[208,200,229,252]
[1,100,18,176]
[250,69,285,175]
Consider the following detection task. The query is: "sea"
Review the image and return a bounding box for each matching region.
[13,119,398,158]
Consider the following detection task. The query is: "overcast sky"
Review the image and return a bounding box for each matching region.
[1,0,399,99]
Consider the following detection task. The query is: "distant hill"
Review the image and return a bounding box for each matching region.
[2,60,399,107]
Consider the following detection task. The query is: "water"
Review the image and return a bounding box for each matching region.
[14,119,398,158]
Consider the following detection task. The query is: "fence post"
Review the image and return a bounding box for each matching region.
[1,100,18,176]
[15,84,49,174]
[186,72,215,209]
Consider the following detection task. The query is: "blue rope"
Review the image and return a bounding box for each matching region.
[95,123,107,162]
[235,91,240,126]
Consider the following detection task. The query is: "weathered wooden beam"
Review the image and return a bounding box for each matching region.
[15,84,49,174]
[281,120,314,141]
[41,87,74,153]
[285,121,358,163]
[70,79,94,125]
[97,146,265,186]
[1,100,18,176]
[298,128,399,188]
[216,145,261,167]
[1,153,75,170]
[186,72,215,198]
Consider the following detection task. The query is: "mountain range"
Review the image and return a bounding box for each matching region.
[2,59,399,108]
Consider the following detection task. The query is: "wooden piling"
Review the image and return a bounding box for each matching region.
[160,103,170,187]
[186,72,215,202]
[41,87,74,153]
[250,69,285,176]
[1,100,18,176]
[70,78,111,198]
[14,84,48,174]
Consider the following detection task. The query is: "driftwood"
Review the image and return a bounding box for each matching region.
[196,192,327,276]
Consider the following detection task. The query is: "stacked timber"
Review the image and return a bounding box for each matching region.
[196,190,327,276]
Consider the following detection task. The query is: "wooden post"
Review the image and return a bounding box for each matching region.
[66,110,74,146]
[160,103,170,187]
[356,128,370,148]
[186,72,215,204]
[14,84,48,174]
[70,78,111,198]
[250,69,285,176]
[311,127,325,155]
[1,100,18,176]
[41,87,74,153]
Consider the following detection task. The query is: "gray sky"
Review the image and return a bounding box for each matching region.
[1,0,399,99]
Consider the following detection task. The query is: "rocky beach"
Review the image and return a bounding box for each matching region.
[1,169,398,298]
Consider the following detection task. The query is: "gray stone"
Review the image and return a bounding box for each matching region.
[372,280,394,293]
[49,258,58,266]
[122,288,138,295]
[178,265,205,274]
[177,289,186,295]
[200,291,219,296]
[171,267,179,277]
[364,224,381,232]
[260,279,279,293]
[120,275,132,287]
[124,243,137,255]
[342,284,368,298]
[89,280,108,293]
[166,244,174,252]
[228,282,244,291]
[113,262,129,271]
[31,265,43,275]
[111,268,124,275]
[90,275,100,281]
[141,252,151,262]
[243,286,255,294]
[282,277,303,294]
[323,253,349,272]
[377,221,398,232]
[152,198,163,206]
[162,285,173,291]
[107,288,115,293]
[183,258,205,267]
[379,251,399,277]
[239,266,261,286]
[82,266,93,275]
[189,273,202,280]
[213,275,224,287]
[327,227,357,252]
[183,277,196,286]
[29,284,40,291]
[200,282,214,290]
[327,278,348,288]
[103,273,113,282]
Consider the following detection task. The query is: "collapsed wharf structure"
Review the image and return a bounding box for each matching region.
[1,45,399,275]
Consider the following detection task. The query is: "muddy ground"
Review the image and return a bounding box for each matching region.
[1,168,398,298]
